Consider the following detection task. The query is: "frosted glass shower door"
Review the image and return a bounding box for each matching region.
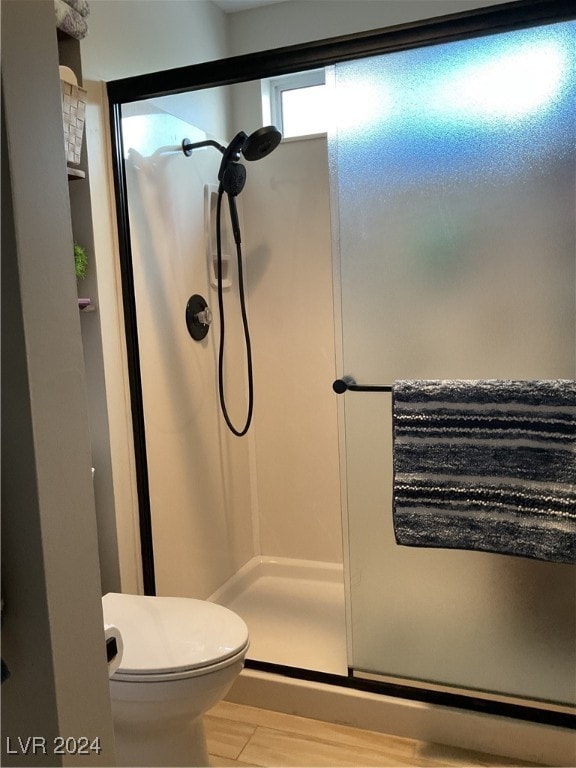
[333,22,576,704]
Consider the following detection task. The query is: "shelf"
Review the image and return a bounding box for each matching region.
[67,166,85,180]
[78,298,95,312]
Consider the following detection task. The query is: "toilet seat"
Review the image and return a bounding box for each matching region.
[102,593,249,682]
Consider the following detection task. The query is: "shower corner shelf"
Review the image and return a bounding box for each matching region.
[204,184,232,289]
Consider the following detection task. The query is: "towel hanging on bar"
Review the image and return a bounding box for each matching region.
[392,379,576,564]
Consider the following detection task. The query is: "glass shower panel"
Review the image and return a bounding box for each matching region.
[333,21,576,704]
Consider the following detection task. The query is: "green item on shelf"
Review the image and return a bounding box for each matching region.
[74,242,88,280]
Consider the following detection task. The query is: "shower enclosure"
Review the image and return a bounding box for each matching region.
[109,1,575,725]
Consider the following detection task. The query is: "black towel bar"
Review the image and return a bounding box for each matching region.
[333,377,392,394]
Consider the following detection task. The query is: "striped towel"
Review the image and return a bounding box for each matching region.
[392,380,576,564]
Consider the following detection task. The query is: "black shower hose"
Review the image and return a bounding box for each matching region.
[215,187,254,437]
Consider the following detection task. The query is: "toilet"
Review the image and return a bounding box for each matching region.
[102,592,249,767]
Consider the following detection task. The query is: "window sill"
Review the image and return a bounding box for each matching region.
[281,132,327,144]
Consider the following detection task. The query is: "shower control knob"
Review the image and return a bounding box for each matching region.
[186,294,212,341]
[195,306,212,327]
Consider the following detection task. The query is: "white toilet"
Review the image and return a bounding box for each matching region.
[102,592,249,767]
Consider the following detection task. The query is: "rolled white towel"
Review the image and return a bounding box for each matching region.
[62,0,90,18]
[54,0,88,40]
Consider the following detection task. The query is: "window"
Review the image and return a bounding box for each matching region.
[263,69,329,139]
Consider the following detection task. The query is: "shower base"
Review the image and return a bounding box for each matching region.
[209,556,348,676]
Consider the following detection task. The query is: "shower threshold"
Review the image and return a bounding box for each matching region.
[209,556,348,676]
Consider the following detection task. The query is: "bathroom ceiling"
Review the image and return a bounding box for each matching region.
[213,0,287,12]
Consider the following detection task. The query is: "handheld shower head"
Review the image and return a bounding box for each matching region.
[221,162,247,197]
[217,131,248,182]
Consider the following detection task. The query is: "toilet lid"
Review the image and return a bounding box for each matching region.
[102,593,249,676]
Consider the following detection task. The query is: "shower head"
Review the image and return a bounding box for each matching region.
[183,127,282,171]
[182,126,282,200]
[182,127,281,162]
[242,126,282,161]
[216,126,281,199]
[218,126,282,166]
[217,126,281,182]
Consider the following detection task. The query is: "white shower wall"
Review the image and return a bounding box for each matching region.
[242,137,342,563]
[230,77,342,563]
[123,95,342,599]
[124,100,253,599]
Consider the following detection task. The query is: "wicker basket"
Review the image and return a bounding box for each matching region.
[60,80,87,165]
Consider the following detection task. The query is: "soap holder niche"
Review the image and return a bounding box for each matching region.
[211,253,232,289]
[205,183,232,290]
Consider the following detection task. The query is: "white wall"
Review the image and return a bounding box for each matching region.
[242,137,342,561]
[82,0,228,80]
[227,0,510,55]
[2,2,115,762]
